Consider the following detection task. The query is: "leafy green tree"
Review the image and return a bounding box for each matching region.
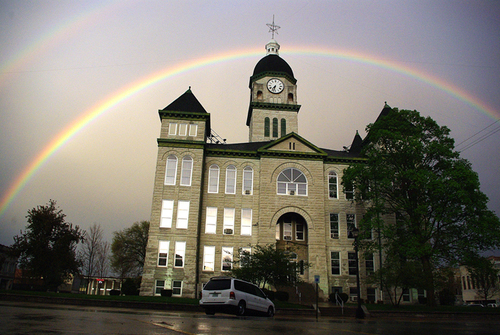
[230,244,310,289]
[110,221,149,278]
[465,255,500,304]
[12,200,83,291]
[342,108,500,305]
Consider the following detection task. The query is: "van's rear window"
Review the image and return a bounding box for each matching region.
[204,279,231,290]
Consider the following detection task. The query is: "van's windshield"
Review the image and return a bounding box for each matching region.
[204,279,231,290]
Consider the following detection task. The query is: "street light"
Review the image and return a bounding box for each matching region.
[349,227,365,319]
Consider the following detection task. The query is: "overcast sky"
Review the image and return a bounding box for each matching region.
[1,1,499,254]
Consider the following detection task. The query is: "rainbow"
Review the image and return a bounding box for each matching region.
[0,46,499,217]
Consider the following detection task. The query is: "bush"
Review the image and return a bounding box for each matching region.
[262,288,275,301]
[121,278,140,296]
[275,291,289,302]
[438,289,456,306]
[109,289,120,296]
[330,292,349,303]
[161,289,173,297]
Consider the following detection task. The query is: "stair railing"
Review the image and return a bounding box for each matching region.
[335,292,344,315]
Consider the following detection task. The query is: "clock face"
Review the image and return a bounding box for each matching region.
[267,78,284,94]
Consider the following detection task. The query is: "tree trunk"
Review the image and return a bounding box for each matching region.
[421,256,436,306]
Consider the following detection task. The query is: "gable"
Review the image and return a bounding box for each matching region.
[260,133,326,155]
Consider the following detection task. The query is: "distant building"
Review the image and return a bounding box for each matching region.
[459,256,500,305]
[0,244,17,290]
[140,36,394,301]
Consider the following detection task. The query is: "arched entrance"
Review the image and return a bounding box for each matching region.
[275,212,309,280]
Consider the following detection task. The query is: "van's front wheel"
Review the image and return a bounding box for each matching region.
[237,301,246,316]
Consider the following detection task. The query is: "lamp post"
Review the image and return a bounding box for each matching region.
[349,227,365,319]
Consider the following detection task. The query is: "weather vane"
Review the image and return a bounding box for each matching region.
[266,15,280,39]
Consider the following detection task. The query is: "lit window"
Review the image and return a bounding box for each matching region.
[276,224,280,240]
[158,241,169,267]
[328,171,338,199]
[165,155,177,185]
[330,213,339,239]
[208,165,219,193]
[169,123,177,135]
[225,165,236,194]
[176,201,190,229]
[331,251,340,275]
[160,200,174,228]
[172,280,183,296]
[221,247,233,271]
[205,207,217,234]
[203,246,215,271]
[241,209,252,236]
[277,168,307,195]
[174,241,186,268]
[223,208,235,235]
[242,166,253,195]
[180,156,193,186]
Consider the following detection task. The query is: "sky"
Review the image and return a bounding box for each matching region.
[1,1,499,254]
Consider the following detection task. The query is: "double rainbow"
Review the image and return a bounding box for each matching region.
[0,46,498,217]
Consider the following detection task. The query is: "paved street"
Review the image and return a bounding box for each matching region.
[1,301,499,335]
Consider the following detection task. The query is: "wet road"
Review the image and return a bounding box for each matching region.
[1,301,498,335]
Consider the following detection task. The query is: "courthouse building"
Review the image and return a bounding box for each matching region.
[140,36,389,302]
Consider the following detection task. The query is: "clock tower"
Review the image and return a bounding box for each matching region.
[246,22,301,142]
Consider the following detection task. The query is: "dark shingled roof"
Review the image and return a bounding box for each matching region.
[252,54,295,79]
[161,88,207,114]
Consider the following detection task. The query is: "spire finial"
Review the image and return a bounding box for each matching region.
[266,15,280,39]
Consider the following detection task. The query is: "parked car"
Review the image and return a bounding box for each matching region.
[487,303,498,308]
[467,303,484,307]
[199,277,275,317]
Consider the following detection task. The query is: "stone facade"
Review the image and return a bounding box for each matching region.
[140,39,387,302]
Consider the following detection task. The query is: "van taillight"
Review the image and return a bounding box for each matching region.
[230,291,235,300]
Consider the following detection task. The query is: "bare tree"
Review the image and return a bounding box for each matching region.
[80,223,107,293]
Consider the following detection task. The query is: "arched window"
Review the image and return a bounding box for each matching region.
[208,164,219,193]
[264,117,270,137]
[288,93,294,103]
[328,171,338,199]
[277,168,307,195]
[257,91,263,100]
[225,165,237,194]
[242,166,253,195]
[272,118,278,137]
[180,156,193,186]
[165,155,177,185]
[281,118,286,137]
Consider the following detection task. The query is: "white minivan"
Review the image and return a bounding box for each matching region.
[199,277,275,317]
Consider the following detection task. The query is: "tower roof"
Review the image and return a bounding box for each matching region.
[161,88,207,114]
[252,54,295,80]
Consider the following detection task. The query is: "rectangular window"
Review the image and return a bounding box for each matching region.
[330,213,339,239]
[176,201,190,229]
[180,157,193,186]
[349,287,358,301]
[329,172,338,199]
[365,253,374,275]
[345,185,354,200]
[178,123,188,136]
[223,208,235,235]
[276,224,280,240]
[155,280,166,296]
[160,200,174,228]
[168,123,177,135]
[402,288,410,302]
[225,166,237,194]
[241,209,252,236]
[239,247,251,267]
[347,214,356,238]
[208,165,219,193]
[242,167,253,195]
[203,246,215,271]
[205,207,217,234]
[296,223,304,241]
[172,280,183,296]
[348,252,357,275]
[189,124,198,137]
[221,247,233,271]
[367,288,376,302]
[331,251,340,275]
[283,222,292,241]
[158,241,169,267]
[174,242,186,268]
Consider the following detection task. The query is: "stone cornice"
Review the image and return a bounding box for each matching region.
[157,138,206,149]
[158,110,211,121]
[250,102,301,112]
